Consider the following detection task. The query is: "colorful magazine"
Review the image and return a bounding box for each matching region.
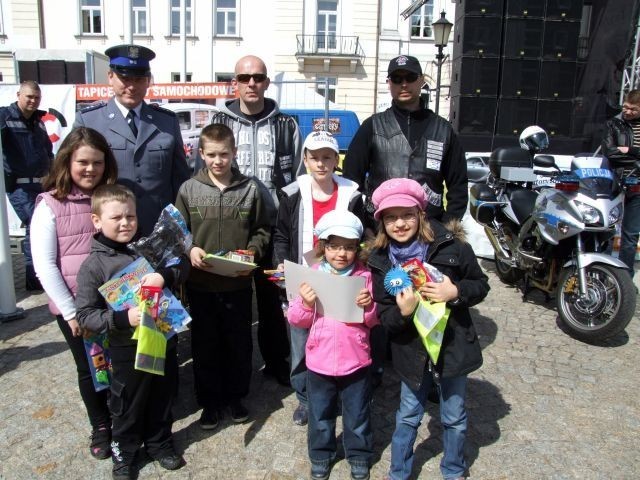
[98,257,191,339]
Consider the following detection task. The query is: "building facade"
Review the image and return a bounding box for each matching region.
[0,0,454,121]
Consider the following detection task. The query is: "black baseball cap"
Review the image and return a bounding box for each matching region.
[105,44,156,77]
[387,55,423,76]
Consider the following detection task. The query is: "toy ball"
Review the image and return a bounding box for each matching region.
[384,267,411,296]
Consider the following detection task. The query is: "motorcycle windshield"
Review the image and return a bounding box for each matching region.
[574,168,618,198]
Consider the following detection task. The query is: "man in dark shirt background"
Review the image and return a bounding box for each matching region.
[0,80,53,290]
[602,89,640,280]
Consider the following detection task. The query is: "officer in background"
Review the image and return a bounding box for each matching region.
[0,80,53,290]
[74,44,190,236]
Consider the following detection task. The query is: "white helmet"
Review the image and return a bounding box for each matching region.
[519,125,549,152]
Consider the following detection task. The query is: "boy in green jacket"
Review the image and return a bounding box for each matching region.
[175,123,270,430]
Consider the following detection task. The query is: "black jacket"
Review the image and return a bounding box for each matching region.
[367,221,488,390]
[273,175,364,266]
[343,101,468,228]
[601,115,640,169]
[76,235,190,348]
[0,102,53,189]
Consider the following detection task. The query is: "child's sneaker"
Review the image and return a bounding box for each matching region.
[199,408,219,430]
[310,460,332,480]
[229,400,249,423]
[89,425,111,459]
[292,403,308,426]
[111,441,133,480]
[157,453,185,471]
[350,461,370,480]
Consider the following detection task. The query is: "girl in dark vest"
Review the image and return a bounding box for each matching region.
[31,127,118,459]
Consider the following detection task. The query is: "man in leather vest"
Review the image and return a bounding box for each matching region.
[343,55,468,231]
[602,89,640,280]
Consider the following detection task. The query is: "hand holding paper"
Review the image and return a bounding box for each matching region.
[355,288,372,308]
[299,282,317,309]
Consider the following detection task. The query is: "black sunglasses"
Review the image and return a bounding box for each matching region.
[388,73,420,85]
[236,73,268,84]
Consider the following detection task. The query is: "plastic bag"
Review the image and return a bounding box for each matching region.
[129,204,192,269]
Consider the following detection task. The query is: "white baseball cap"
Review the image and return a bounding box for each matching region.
[303,130,339,154]
[314,210,363,240]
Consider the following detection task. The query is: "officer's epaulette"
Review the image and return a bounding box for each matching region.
[80,101,107,113]
[148,103,177,117]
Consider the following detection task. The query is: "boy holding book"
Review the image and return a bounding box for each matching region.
[76,184,190,480]
[175,123,270,429]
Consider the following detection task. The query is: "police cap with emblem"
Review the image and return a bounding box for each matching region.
[105,44,155,77]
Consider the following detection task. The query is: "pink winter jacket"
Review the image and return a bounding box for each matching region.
[287,262,379,377]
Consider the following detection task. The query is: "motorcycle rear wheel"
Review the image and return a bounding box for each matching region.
[557,264,636,342]
[494,253,523,284]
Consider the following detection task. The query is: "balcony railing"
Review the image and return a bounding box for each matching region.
[296,34,365,59]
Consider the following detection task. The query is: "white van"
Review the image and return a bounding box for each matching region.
[160,102,219,169]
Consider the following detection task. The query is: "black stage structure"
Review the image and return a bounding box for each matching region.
[449,0,640,154]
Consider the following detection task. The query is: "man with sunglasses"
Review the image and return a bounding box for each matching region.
[602,89,640,281]
[74,44,190,236]
[343,55,468,231]
[195,55,304,388]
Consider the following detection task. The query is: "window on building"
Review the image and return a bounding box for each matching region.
[215,0,237,36]
[170,0,192,36]
[132,0,149,35]
[81,0,103,35]
[316,0,338,50]
[172,72,193,82]
[316,77,336,103]
[410,3,433,39]
[216,73,235,82]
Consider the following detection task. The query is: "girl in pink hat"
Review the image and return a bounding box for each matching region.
[366,178,489,480]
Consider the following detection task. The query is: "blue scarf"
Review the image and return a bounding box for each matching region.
[388,239,428,266]
[318,258,355,277]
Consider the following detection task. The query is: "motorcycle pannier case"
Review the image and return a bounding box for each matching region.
[469,183,498,225]
[489,147,532,178]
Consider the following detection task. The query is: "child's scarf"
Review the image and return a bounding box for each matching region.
[318,258,355,277]
[388,239,428,266]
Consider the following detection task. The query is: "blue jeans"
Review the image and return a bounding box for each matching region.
[619,192,640,278]
[8,184,42,266]
[389,373,468,480]
[289,325,309,405]
[307,367,373,466]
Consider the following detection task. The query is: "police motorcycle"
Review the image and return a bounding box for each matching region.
[469,126,636,342]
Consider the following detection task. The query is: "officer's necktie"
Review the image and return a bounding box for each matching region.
[127,110,138,137]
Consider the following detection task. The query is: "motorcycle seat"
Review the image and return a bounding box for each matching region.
[509,188,538,224]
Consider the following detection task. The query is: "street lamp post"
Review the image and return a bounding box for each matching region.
[432,10,453,116]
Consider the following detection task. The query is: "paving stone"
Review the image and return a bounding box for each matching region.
[1,254,639,478]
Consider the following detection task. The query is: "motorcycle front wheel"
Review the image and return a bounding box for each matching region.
[557,263,636,342]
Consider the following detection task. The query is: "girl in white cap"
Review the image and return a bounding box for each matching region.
[287,210,377,480]
[274,130,363,427]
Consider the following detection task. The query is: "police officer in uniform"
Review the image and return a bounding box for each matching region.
[74,44,190,236]
[0,80,53,291]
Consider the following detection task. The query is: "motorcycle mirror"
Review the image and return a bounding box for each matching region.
[533,155,556,169]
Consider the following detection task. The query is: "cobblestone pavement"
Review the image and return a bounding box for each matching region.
[1,254,639,480]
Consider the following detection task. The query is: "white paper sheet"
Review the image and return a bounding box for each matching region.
[284,260,365,323]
